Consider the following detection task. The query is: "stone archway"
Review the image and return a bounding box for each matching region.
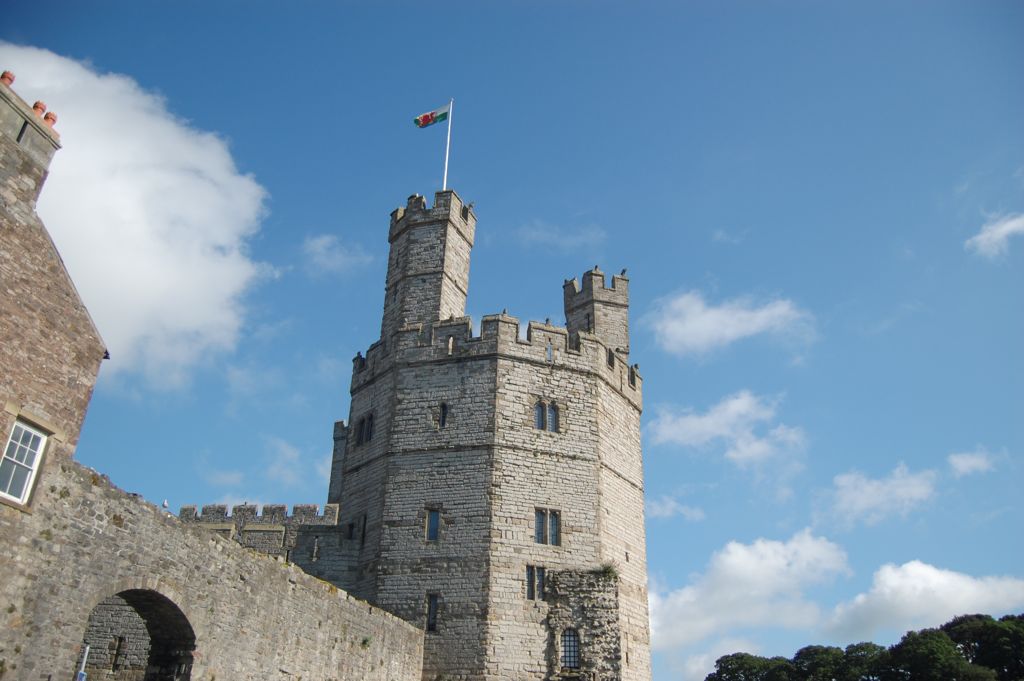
[81,589,195,680]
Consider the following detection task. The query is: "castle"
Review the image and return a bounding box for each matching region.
[0,70,651,681]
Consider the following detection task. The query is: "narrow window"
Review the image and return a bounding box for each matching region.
[111,635,126,671]
[536,567,546,600]
[526,565,536,600]
[534,401,546,430]
[311,536,320,562]
[561,629,581,669]
[535,509,548,544]
[365,413,374,442]
[426,509,440,541]
[607,348,615,367]
[628,366,637,388]
[547,403,559,432]
[584,313,592,331]
[346,522,356,540]
[360,513,367,548]
[439,403,448,429]
[549,510,561,546]
[16,121,28,144]
[0,420,46,504]
[426,594,439,632]
[546,342,553,363]
[447,336,454,355]
[355,419,365,445]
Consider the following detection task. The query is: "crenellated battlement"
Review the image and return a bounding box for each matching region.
[388,190,476,243]
[564,266,630,304]
[349,307,642,409]
[180,503,340,559]
[179,502,339,526]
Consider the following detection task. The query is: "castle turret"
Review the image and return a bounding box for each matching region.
[564,266,631,358]
[380,190,476,341]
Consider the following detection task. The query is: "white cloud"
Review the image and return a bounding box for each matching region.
[302,234,371,275]
[948,449,996,477]
[203,468,245,487]
[711,228,745,245]
[0,43,269,387]
[648,390,806,466]
[828,463,936,527]
[647,495,706,521]
[265,436,303,487]
[645,291,814,357]
[965,213,1024,258]
[315,454,333,484]
[829,560,1024,640]
[516,220,607,252]
[650,529,849,651]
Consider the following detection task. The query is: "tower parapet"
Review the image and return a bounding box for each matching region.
[564,266,631,359]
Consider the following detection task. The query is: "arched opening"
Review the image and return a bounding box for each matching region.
[82,589,195,680]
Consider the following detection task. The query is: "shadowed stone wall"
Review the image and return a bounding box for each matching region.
[0,458,424,681]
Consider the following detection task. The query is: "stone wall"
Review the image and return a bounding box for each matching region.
[0,78,105,515]
[547,569,623,680]
[179,501,339,559]
[0,457,424,681]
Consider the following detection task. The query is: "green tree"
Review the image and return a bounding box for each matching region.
[838,641,886,681]
[942,613,1024,681]
[706,653,797,681]
[882,628,996,681]
[793,645,845,681]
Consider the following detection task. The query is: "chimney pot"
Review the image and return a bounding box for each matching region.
[32,101,47,116]
[0,71,14,86]
[44,111,58,127]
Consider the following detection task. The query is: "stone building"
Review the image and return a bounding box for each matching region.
[0,67,652,680]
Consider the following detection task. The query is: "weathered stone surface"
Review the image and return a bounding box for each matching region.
[0,459,424,680]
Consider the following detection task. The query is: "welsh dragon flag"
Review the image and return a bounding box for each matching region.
[413,102,451,128]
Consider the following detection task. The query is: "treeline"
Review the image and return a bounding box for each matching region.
[704,613,1024,681]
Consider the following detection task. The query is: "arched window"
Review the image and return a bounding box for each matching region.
[534,401,546,430]
[547,403,559,432]
[439,403,448,429]
[561,628,580,669]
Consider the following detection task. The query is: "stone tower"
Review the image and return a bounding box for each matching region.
[324,190,651,681]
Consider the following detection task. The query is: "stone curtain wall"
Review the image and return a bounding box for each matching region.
[0,458,423,681]
[179,502,340,559]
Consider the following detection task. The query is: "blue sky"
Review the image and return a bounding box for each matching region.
[2,2,1022,678]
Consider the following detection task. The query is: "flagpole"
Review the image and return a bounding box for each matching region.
[442,98,453,191]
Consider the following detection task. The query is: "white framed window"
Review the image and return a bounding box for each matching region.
[1,420,47,504]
